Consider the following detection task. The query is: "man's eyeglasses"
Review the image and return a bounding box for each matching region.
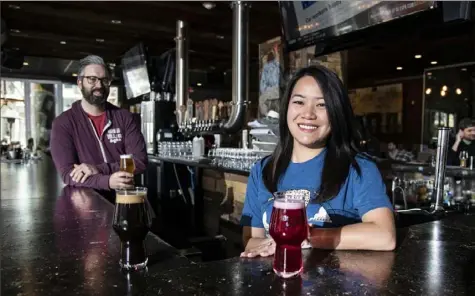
[80,76,112,86]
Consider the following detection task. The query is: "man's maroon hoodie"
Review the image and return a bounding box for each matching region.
[50,100,148,190]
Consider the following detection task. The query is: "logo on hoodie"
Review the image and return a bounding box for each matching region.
[106,128,122,144]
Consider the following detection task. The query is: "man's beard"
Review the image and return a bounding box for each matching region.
[81,86,109,106]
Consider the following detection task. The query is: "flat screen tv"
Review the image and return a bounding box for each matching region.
[121,43,151,100]
[150,48,176,94]
[279,1,436,52]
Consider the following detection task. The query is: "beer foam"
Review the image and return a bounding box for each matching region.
[120,154,133,159]
[274,200,304,210]
[116,193,145,204]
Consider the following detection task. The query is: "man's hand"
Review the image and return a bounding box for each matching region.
[108,171,134,190]
[452,129,465,152]
[456,130,465,142]
[70,163,99,183]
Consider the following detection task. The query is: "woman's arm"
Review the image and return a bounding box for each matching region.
[308,159,396,251]
[308,207,396,251]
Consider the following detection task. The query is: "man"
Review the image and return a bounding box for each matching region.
[387,142,414,163]
[447,118,475,166]
[51,55,148,190]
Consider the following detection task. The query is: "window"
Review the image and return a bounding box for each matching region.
[1,79,26,146]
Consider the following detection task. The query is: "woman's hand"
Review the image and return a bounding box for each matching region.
[240,238,276,258]
[240,238,311,258]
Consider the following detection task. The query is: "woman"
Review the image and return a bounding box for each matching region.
[240,65,396,258]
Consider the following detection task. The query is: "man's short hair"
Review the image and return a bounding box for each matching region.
[458,118,475,130]
[78,55,111,78]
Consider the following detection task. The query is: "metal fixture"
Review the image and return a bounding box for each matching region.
[224,1,249,132]
[175,20,189,127]
[432,127,450,212]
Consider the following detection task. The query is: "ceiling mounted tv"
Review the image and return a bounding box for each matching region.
[279,1,436,52]
[121,43,151,100]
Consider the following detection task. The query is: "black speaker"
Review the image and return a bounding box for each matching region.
[442,1,473,22]
[1,49,24,69]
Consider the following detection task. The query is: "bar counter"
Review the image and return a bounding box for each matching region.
[2,158,475,295]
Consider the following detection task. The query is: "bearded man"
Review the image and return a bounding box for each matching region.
[50,55,148,190]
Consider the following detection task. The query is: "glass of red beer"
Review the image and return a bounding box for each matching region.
[269,190,308,278]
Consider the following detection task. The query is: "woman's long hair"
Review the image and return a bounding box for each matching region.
[262,65,361,203]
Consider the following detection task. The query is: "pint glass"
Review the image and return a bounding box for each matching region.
[120,154,135,174]
[113,187,151,271]
[269,191,308,278]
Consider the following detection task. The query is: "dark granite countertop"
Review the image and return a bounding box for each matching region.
[2,159,475,295]
[1,160,190,296]
[149,154,251,176]
[151,154,475,179]
[378,160,475,179]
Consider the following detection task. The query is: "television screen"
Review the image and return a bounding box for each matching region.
[121,43,151,99]
[150,48,176,94]
[279,1,436,52]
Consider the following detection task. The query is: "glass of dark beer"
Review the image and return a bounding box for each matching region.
[269,190,308,278]
[120,154,135,174]
[113,187,152,271]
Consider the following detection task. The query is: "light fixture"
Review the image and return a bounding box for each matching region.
[442,85,448,91]
[10,29,20,33]
[96,38,105,42]
[427,72,432,76]
[23,62,29,66]
[111,20,122,24]
[60,41,66,44]
[440,90,446,97]
[108,63,116,68]
[456,88,462,95]
[8,4,20,9]
[396,66,403,70]
[431,61,438,65]
[216,35,224,40]
[415,54,422,59]
[197,83,202,86]
[202,2,216,10]
[425,88,432,95]
[72,73,78,77]
[461,68,467,71]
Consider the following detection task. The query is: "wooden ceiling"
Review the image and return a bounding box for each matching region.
[2,1,474,88]
[1,1,282,71]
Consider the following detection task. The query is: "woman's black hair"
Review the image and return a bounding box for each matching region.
[262,65,361,203]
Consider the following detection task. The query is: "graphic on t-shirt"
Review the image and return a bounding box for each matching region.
[308,206,333,223]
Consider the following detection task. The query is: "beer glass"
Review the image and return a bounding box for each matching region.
[113,187,152,271]
[120,154,135,174]
[269,190,308,278]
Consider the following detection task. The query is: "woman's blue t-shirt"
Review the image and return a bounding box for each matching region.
[240,150,393,235]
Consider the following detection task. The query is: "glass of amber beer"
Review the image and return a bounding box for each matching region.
[269,190,308,278]
[113,187,152,271]
[120,154,135,174]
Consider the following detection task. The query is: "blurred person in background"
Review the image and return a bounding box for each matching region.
[448,117,475,166]
[51,55,147,190]
[387,142,414,163]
